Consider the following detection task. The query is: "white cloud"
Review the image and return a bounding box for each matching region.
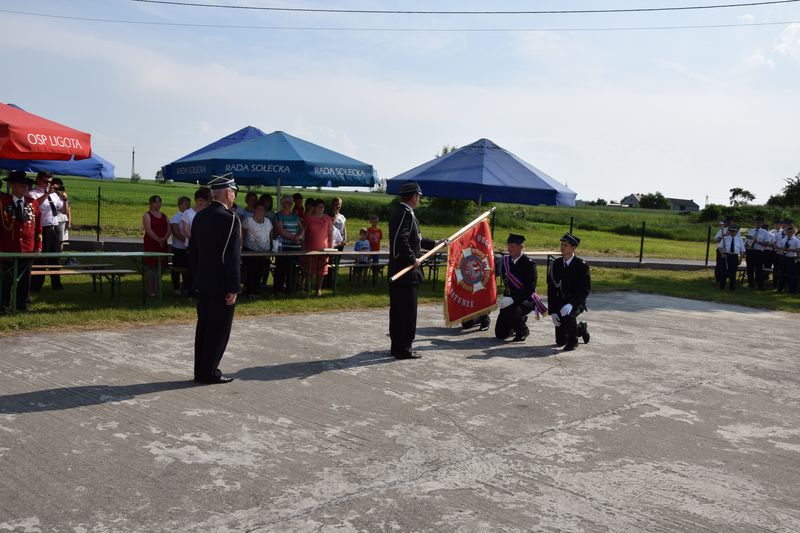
[745,53,775,69]
[776,23,800,61]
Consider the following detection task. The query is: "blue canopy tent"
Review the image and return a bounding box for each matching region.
[0,152,115,179]
[166,130,376,188]
[387,138,576,207]
[161,125,266,181]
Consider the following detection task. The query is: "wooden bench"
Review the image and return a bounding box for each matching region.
[29,267,137,296]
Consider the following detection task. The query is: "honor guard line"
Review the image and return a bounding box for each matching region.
[390,207,497,283]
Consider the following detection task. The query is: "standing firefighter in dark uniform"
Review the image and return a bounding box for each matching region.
[1,171,41,312]
[388,181,437,360]
[188,174,241,384]
[495,233,538,342]
[548,233,591,352]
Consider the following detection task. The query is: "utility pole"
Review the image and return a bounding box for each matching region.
[131,146,136,179]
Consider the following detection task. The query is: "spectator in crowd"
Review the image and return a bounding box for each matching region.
[292,192,304,218]
[241,202,274,297]
[718,224,745,291]
[143,195,170,297]
[50,178,71,248]
[170,196,191,296]
[367,214,382,269]
[353,227,371,285]
[304,197,314,219]
[274,195,304,295]
[775,223,799,294]
[1,171,41,312]
[181,187,211,246]
[237,191,258,219]
[330,197,347,250]
[29,171,65,291]
[764,218,782,287]
[258,194,277,226]
[303,199,333,296]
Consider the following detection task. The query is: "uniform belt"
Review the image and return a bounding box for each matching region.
[43,225,58,229]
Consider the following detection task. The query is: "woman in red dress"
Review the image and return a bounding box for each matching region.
[303,199,333,296]
[143,195,169,296]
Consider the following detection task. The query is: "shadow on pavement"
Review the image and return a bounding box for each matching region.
[0,380,196,414]
[235,350,393,381]
[469,344,561,360]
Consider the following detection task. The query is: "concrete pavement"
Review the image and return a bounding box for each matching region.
[1,292,798,532]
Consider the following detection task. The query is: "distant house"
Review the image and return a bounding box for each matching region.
[620,193,699,212]
[668,198,700,213]
[620,194,642,208]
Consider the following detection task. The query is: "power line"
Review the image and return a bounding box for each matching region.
[131,0,800,15]
[2,8,798,32]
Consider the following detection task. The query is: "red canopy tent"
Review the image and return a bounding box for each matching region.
[0,103,91,161]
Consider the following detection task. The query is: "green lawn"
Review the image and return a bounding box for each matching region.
[2,267,796,336]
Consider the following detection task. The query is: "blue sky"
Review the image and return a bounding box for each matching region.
[3,0,800,205]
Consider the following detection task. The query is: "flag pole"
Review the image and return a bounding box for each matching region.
[390,207,496,282]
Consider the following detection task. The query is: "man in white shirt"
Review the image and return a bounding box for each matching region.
[170,196,191,296]
[718,224,746,291]
[28,171,64,291]
[745,216,772,290]
[775,224,799,293]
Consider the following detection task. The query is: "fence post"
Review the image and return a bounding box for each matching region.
[638,221,645,264]
[96,186,101,242]
[705,225,712,266]
[569,216,574,234]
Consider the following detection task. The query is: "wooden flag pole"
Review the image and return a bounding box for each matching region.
[390,207,496,282]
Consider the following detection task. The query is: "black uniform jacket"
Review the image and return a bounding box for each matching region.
[388,202,435,286]
[547,255,591,313]
[188,201,241,295]
[497,253,538,304]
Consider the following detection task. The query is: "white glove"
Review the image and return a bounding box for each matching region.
[499,296,514,309]
[560,303,573,317]
[551,314,561,327]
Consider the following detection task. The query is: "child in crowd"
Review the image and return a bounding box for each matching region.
[367,214,382,270]
[353,228,371,284]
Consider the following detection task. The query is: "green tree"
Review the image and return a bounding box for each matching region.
[781,172,800,206]
[729,187,756,207]
[437,145,458,157]
[639,192,671,210]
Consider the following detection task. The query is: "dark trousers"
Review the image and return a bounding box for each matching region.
[720,254,739,290]
[194,291,236,380]
[30,225,62,291]
[555,308,584,346]
[389,282,418,356]
[170,247,191,293]
[762,250,776,286]
[778,256,798,293]
[243,253,268,295]
[1,259,32,311]
[494,306,528,339]
[273,256,298,294]
[714,249,725,285]
[746,249,765,289]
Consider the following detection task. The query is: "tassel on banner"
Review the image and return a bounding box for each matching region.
[530,292,548,320]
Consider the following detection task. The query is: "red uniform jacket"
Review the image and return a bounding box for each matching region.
[0,193,42,253]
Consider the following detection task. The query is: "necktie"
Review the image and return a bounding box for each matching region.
[785,240,790,251]
[730,237,735,253]
[15,199,24,220]
[48,196,58,218]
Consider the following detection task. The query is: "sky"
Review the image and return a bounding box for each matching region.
[2,0,800,206]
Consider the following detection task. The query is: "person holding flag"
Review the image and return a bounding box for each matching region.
[548,233,591,352]
[495,234,542,342]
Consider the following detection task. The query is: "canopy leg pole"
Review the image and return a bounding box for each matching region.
[276,177,282,206]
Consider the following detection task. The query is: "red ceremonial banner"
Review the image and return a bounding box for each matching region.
[443,219,497,326]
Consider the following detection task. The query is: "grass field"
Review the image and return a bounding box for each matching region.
[58,176,716,261]
[1,266,797,336]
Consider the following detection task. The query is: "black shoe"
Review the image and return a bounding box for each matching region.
[193,375,234,384]
[511,332,529,342]
[479,324,490,332]
[563,343,578,352]
[52,285,65,291]
[579,321,590,344]
[393,352,422,360]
